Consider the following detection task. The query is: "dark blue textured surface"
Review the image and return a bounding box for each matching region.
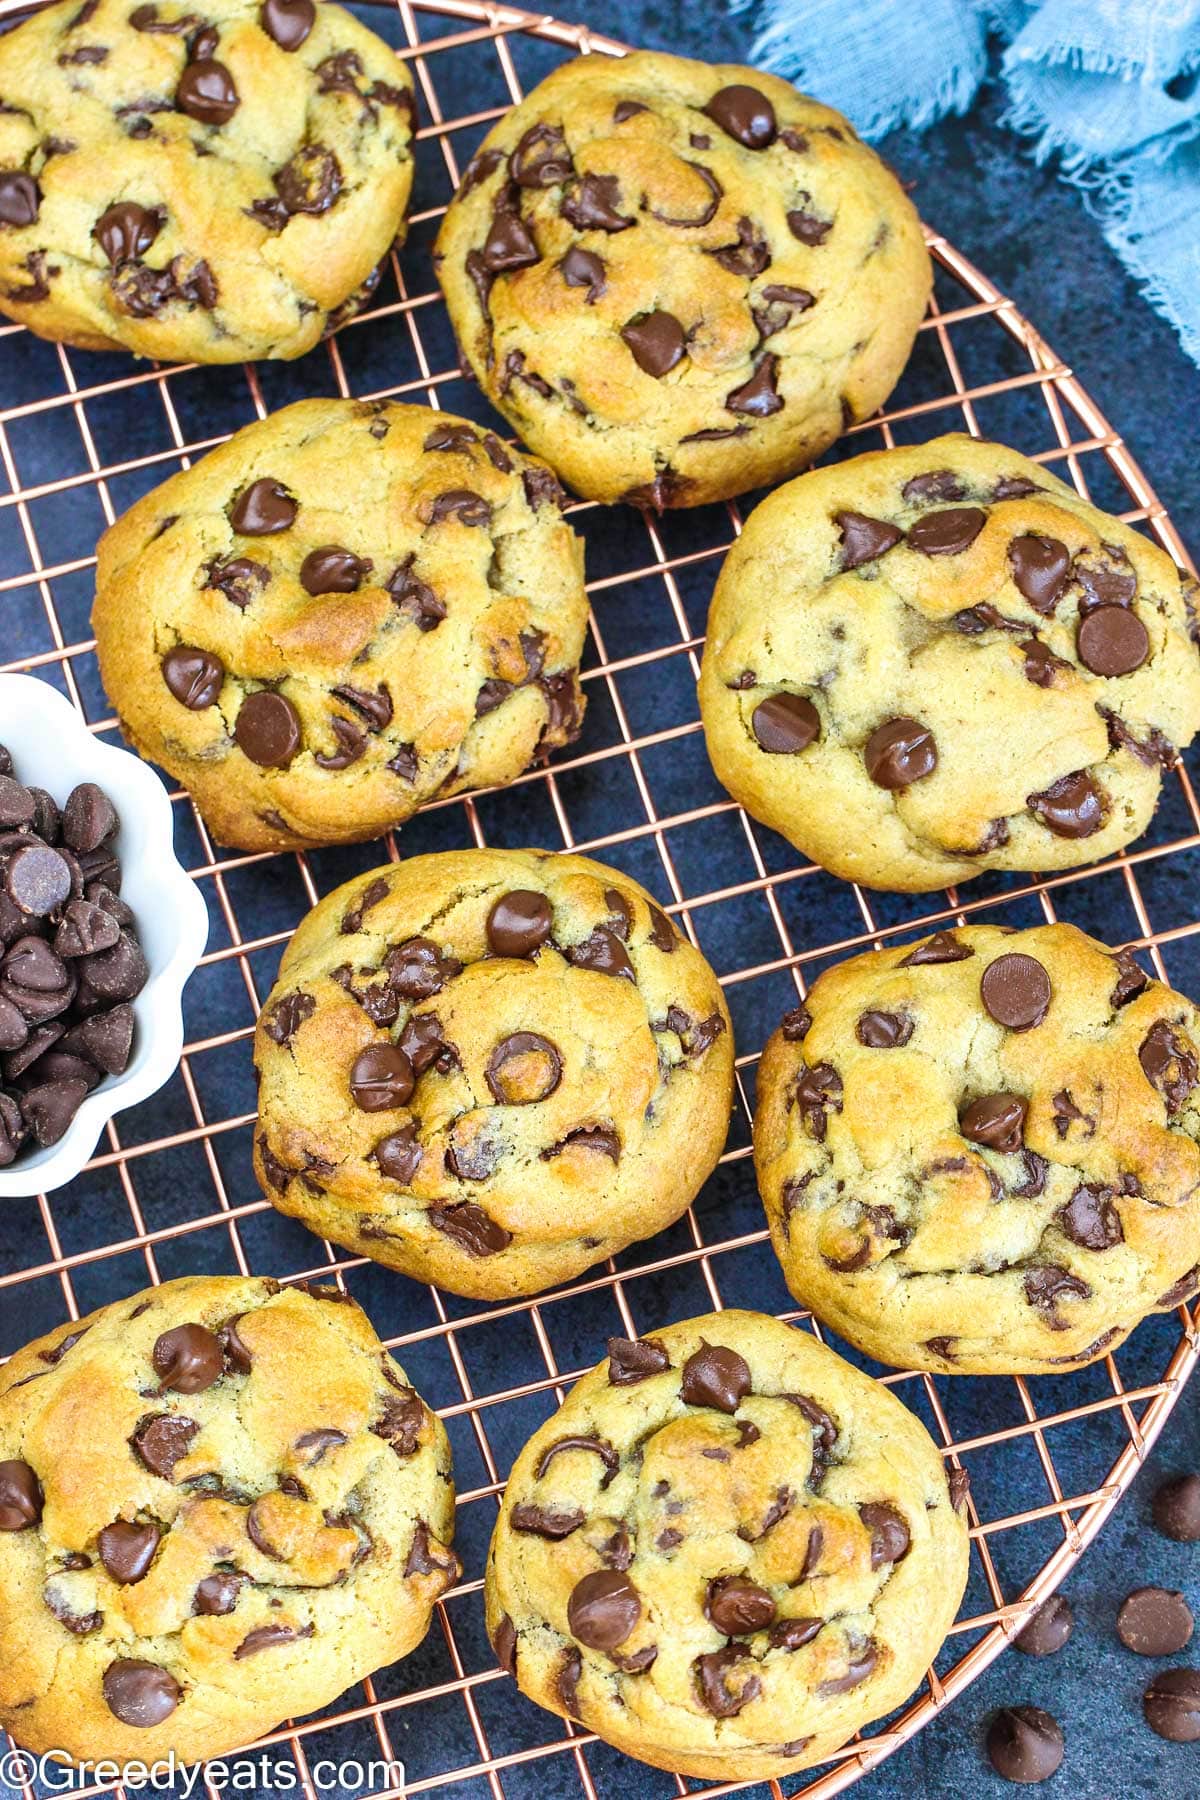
[1,2,1199,1797]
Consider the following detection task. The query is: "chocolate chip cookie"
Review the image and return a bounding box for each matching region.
[92,399,587,851]
[0,1274,457,1764]
[699,434,1200,890]
[434,51,929,508]
[484,1308,968,1780]
[755,922,1200,1374]
[0,0,415,361]
[253,849,733,1299]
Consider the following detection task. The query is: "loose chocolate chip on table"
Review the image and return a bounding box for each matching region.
[349,1043,414,1111]
[1153,1473,1200,1542]
[681,1341,751,1412]
[93,201,163,265]
[568,1569,641,1650]
[1117,1587,1194,1657]
[176,58,239,124]
[726,353,783,417]
[235,691,302,767]
[859,1501,910,1567]
[98,1519,161,1584]
[162,646,224,709]
[981,954,1052,1031]
[864,717,937,789]
[300,545,372,595]
[1015,1594,1074,1657]
[428,1201,512,1255]
[560,244,606,301]
[855,1010,912,1048]
[837,511,903,569]
[621,311,686,377]
[986,1705,1064,1782]
[1077,604,1149,677]
[704,83,776,148]
[752,693,819,754]
[607,1335,670,1384]
[62,783,116,855]
[102,1659,181,1727]
[1027,770,1107,839]
[260,0,314,49]
[6,844,70,917]
[230,478,296,535]
[960,1092,1027,1153]
[1143,1668,1200,1743]
[1008,535,1071,614]
[486,889,552,957]
[0,1458,42,1529]
[907,507,986,556]
[0,172,40,228]
[152,1322,224,1392]
[485,1032,562,1105]
[706,1575,776,1635]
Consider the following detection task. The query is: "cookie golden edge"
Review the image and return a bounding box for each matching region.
[252,849,735,1300]
[483,1309,968,1779]
[0,1274,457,1765]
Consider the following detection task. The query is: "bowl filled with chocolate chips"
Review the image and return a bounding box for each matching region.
[0,676,208,1194]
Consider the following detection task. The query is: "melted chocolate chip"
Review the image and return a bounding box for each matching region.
[980,953,1051,1031]
[300,545,371,595]
[0,172,40,228]
[561,171,634,231]
[176,57,239,124]
[152,1323,223,1392]
[1139,1021,1198,1113]
[98,1519,160,1584]
[205,555,269,608]
[349,1043,414,1111]
[93,201,163,265]
[837,511,903,569]
[235,691,301,768]
[710,215,770,277]
[194,1569,245,1615]
[162,646,223,709]
[607,1335,670,1384]
[0,1459,42,1529]
[960,1092,1026,1152]
[1060,1183,1124,1250]
[485,1031,562,1105]
[859,1501,910,1567]
[693,1646,762,1717]
[230,478,295,535]
[621,311,686,377]
[102,1660,180,1726]
[1027,770,1107,838]
[260,0,314,49]
[704,83,776,148]
[565,925,633,981]
[1008,534,1070,614]
[1077,604,1149,676]
[1110,948,1149,1008]
[907,507,986,556]
[486,889,552,957]
[273,144,340,215]
[428,1201,512,1256]
[509,122,573,188]
[855,1009,912,1048]
[560,244,605,301]
[130,1413,198,1479]
[864,717,937,788]
[511,1502,585,1539]
[752,693,819,754]
[568,1569,640,1650]
[726,352,782,417]
[680,1341,751,1412]
[1024,1264,1091,1323]
[706,1575,776,1635]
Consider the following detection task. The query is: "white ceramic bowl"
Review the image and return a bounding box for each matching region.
[0,675,209,1196]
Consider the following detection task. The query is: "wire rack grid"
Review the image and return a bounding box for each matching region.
[0,3,1198,1798]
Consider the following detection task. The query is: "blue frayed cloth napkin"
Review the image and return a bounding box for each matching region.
[730,0,1200,363]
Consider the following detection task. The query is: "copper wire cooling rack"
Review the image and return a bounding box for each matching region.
[1,2,1200,1796]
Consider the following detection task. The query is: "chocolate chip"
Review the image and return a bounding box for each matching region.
[560,244,605,301]
[509,122,573,188]
[1139,1021,1198,1113]
[1023,1264,1091,1323]
[3,933,68,993]
[607,1335,669,1384]
[786,203,831,245]
[994,475,1040,500]
[1144,1668,1200,1742]
[130,1412,198,1478]
[1008,534,1070,614]
[6,845,70,917]
[1076,546,1137,611]
[387,937,460,1000]
[726,352,782,417]
[260,0,313,49]
[205,555,269,608]
[273,143,341,214]
[561,171,634,231]
[980,953,1051,1031]
[373,1383,425,1455]
[230,478,296,535]
[770,1616,822,1651]
[855,1010,912,1048]
[751,282,815,339]
[781,1005,811,1040]
[864,717,937,788]
[567,1570,640,1650]
[162,646,224,709]
[1153,1474,1200,1542]
[236,1622,314,1658]
[986,1706,1064,1782]
[680,1341,751,1413]
[1021,637,1068,687]
[858,1502,910,1567]
[0,1459,42,1529]
[313,714,365,771]
[1060,1183,1123,1250]
[0,997,27,1051]
[792,1061,842,1141]
[0,172,40,227]
[176,57,239,123]
[1117,1587,1194,1657]
[98,1519,160,1584]
[102,1660,180,1726]
[195,1570,245,1615]
[1077,604,1149,676]
[349,1043,414,1111]
[961,1092,1026,1152]
[613,99,647,122]
[485,1031,561,1105]
[152,1323,223,1392]
[399,1013,455,1074]
[429,489,491,527]
[21,1076,89,1145]
[704,83,776,148]
[706,1575,775,1635]
[648,906,676,953]
[263,990,314,1046]
[1027,770,1107,838]
[1110,949,1149,1009]
[0,777,35,828]
[491,1612,517,1676]
[710,215,769,277]
[751,693,819,754]
[486,889,552,957]
[93,201,163,265]
[694,1645,762,1716]
[621,311,686,376]
[837,511,903,569]
[62,783,116,854]
[480,205,539,272]
[1015,1594,1074,1657]
[82,930,148,1002]
[565,925,634,980]
[235,691,302,767]
[511,1502,585,1539]
[372,1126,421,1184]
[300,545,371,595]
[428,1201,512,1256]
[907,507,986,556]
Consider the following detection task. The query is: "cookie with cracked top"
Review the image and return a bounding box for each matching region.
[754,922,1200,1375]
[699,433,1200,890]
[92,399,587,850]
[0,0,415,362]
[484,1308,967,1779]
[434,50,930,508]
[0,1273,456,1764]
[252,848,733,1299]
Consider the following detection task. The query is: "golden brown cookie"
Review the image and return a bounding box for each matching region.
[755,923,1200,1374]
[0,1274,457,1764]
[253,849,734,1299]
[435,50,929,507]
[92,399,587,851]
[484,1309,968,1779]
[699,434,1200,890]
[0,0,415,361]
